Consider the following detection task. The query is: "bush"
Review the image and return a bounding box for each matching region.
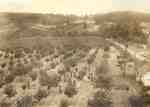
[60,98,70,107]
[94,75,112,89]
[104,46,110,52]
[87,56,95,64]
[58,67,68,76]
[95,59,110,76]
[94,58,112,89]
[12,64,27,76]
[88,90,112,107]
[12,63,33,76]
[28,71,37,81]
[0,70,5,88]
[4,84,17,97]
[50,62,57,69]
[77,71,86,80]
[4,74,15,84]
[0,97,11,107]
[0,81,5,88]
[21,84,27,90]
[39,71,60,89]
[64,81,77,97]
[0,78,5,88]
[34,88,49,101]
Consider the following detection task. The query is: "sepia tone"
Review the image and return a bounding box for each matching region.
[0,0,150,107]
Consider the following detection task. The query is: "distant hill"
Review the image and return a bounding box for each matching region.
[94,11,150,24]
[0,11,149,50]
[0,12,84,50]
[0,12,80,39]
[5,12,78,26]
[0,11,150,40]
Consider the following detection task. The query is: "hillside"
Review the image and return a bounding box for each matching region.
[94,11,150,24]
[0,11,149,50]
[1,11,150,40]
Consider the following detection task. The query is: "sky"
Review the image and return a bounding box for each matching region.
[0,0,150,15]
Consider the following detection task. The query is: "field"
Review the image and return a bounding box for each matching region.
[0,39,145,107]
[0,12,149,107]
[0,36,107,50]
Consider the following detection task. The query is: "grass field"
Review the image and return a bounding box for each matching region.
[0,36,107,50]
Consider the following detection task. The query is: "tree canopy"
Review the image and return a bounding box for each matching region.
[100,20,147,44]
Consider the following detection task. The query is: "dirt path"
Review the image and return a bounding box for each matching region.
[92,46,141,107]
[72,81,94,107]
[109,49,130,107]
[108,46,140,107]
[73,47,142,107]
[93,48,104,67]
[107,39,149,62]
[71,48,101,107]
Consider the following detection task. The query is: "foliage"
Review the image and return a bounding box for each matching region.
[100,20,147,44]
[12,63,32,76]
[94,58,112,89]
[28,71,37,81]
[39,71,60,88]
[34,88,49,101]
[94,11,150,25]
[88,90,112,107]
[4,74,15,84]
[0,72,5,88]
[95,59,110,76]
[0,97,11,107]
[94,75,112,89]
[64,81,78,97]
[77,70,86,80]
[4,84,17,97]
[59,98,70,107]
